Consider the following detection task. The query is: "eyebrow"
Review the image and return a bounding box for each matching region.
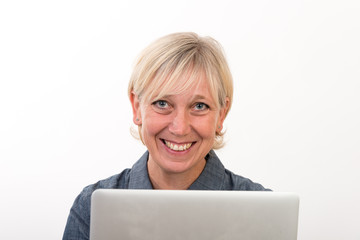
[190,94,207,101]
[156,94,213,103]
[157,94,206,99]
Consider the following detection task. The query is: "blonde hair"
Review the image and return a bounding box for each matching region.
[128,32,233,149]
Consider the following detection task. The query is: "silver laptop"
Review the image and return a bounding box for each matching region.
[90,189,299,240]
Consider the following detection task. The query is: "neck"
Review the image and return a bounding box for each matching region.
[147,157,206,190]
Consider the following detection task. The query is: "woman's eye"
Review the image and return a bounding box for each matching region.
[193,102,209,111]
[153,100,169,109]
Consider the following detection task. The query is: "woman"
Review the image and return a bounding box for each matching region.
[63,32,269,240]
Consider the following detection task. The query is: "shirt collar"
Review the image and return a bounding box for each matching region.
[188,150,225,190]
[128,151,153,189]
[128,150,225,190]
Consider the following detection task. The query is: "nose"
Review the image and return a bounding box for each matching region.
[168,109,191,136]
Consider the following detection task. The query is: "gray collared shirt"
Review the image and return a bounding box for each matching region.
[63,150,270,240]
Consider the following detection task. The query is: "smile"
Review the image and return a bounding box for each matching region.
[163,140,193,151]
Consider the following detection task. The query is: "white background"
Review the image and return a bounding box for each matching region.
[1,0,359,239]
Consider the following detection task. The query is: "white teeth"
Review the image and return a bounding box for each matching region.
[165,141,192,151]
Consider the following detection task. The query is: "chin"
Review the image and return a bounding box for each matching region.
[160,161,194,174]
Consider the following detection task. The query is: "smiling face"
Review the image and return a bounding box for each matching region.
[130,75,229,178]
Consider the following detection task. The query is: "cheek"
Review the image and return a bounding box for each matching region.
[141,113,168,138]
[193,118,217,139]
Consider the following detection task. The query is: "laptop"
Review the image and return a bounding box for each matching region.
[90,189,299,240]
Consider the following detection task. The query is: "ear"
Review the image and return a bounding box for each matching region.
[216,97,230,133]
[129,91,142,125]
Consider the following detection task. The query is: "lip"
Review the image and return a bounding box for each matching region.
[160,138,196,153]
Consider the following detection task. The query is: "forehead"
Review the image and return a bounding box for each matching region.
[147,71,216,103]
[165,78,214,101]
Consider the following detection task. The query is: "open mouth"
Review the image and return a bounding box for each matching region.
[161,139,194,151]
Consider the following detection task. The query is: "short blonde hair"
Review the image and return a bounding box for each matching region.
[128,32,233,149]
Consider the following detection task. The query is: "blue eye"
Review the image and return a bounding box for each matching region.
[153,100,169,108]
[194,103,209,111]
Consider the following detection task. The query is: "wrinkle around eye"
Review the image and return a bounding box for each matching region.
[191,106,210,116]
[154,100,168,108]
[151,100,172,114]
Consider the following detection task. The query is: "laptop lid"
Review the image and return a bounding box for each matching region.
[90,189,299,240]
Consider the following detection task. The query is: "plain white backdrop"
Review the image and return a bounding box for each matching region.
[0,0,359,239]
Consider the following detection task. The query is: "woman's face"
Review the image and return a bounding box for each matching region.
[130,76,228,178]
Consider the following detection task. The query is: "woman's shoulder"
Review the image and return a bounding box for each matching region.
[223,168,271,191]
[80,168,132,198]
[74,151,150,203]
[72,169,132,215]
[206,150,270,191]
[63,169,133,239]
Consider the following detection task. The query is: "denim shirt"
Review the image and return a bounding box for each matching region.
[62,150,270,240]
